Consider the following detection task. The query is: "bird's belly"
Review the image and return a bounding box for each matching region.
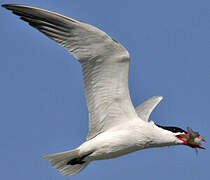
[80,130,144,161]
[91,144,139,160]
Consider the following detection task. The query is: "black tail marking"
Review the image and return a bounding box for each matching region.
[67,152,92,165]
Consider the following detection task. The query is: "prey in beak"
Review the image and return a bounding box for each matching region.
[176,127,207,149]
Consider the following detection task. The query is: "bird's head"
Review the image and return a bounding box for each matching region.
[157,124,207,149]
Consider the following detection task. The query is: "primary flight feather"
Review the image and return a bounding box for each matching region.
[2,4,206,177]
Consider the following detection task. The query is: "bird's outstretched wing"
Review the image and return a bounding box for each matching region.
[135,96,163,121]
[3,4,138,140]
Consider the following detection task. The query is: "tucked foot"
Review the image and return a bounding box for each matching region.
[67,152,92,165]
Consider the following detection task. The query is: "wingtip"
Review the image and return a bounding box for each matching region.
[2,4,14,7]
[2,4,8,8]
[2,4,16,10]
[152,96,163,101]
[2,4,25,10]
[159,96,163,100]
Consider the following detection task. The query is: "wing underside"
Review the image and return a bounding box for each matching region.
[3,4,138,140]
[135,96,163,121]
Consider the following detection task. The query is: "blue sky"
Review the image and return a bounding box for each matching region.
[1,0,209,179]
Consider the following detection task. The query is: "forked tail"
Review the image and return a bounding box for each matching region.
[41,149,89,177]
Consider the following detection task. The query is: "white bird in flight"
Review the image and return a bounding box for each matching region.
[2,4,206,177]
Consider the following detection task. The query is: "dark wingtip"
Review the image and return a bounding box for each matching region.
[2,4,15,10]
[2,4,23,10]
[2,4,8,7]
[2,4,12,8]
[2,4,8,8]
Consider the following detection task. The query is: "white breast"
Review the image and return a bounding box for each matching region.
[78,120,150,161]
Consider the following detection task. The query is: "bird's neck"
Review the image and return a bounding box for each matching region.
[134,122,178,149]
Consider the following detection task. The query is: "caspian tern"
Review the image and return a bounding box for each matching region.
[2,4,206,177]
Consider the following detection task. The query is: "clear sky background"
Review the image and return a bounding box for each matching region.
[0,0,209,180]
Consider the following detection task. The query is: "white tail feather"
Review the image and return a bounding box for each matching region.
[41,149,89,177]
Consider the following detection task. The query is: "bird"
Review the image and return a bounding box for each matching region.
[2,4,206,177]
